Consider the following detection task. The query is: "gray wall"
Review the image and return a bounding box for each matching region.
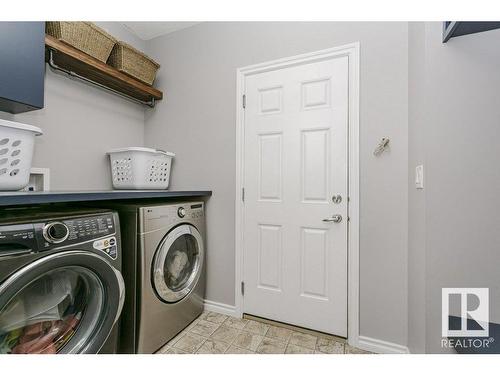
[96,22,146,49]
[144,22,409,346]
[413,22,500,353]
[0,23,146,190]
[407,22,427,354]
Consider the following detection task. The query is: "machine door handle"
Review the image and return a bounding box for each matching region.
[323,214,342,223]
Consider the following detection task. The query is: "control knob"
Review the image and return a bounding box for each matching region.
[177,207,186,218]
[43,222,69,244]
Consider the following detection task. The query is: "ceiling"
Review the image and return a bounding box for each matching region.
[122,22,199,40]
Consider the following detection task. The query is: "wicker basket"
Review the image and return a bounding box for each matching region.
[46,22,117,62]
[108,42,160,85]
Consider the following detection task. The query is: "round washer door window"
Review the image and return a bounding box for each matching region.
[0,251,124,354]
[152,224,204,303]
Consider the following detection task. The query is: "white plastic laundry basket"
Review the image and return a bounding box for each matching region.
[107,147,175,190]
[0,119,43,191]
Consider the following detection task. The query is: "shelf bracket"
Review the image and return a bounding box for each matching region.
[46,49,156,108]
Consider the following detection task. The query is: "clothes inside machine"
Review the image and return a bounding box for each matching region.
[0,207,125,354]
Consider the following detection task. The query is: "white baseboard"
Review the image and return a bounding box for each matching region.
[203,299,240,318]
[357,336,410,354]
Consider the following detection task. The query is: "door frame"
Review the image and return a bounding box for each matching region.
[234,43,360,347]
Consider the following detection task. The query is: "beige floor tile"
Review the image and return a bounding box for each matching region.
[285,344,314,354]
[157,310,357,355]
[203,311,228,324]
[266,326,294,341]
[242,320,269,335]
[210,325,240,344]
[157,346,167,353]
[161,347,190,354]
[184,315,206,331]
[166,332,185,347]
[185,316,203,331]
[223,316,249,330]
[198,311,209,320]
[225,345,254,354]
[233,331,264,351]
[289,331,317,350]
[156,344,171,354]
[256,337,287,354]
[196,339,230,354]
[173,333,206,353]
[315,338,344,354]
[324,335,347,344]
[190,319,220,337]
[344,344,372,354]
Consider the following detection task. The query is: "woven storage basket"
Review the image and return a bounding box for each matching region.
[108,42,160,85]
[46,21,117,62]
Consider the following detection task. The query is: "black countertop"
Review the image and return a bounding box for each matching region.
[0,190,212,207]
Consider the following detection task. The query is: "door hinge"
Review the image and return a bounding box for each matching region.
[242,94,246,109]
[241,187,245,202]
[241,281,245,295]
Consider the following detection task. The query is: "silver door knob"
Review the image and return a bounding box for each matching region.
[323,215,342,223]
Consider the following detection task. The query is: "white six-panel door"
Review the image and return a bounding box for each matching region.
[243,55,349,336]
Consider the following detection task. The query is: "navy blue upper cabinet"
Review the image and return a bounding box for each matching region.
[0,22,45,114]
[443,22,500,43]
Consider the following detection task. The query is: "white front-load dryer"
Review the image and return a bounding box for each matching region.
[136,202,206,353]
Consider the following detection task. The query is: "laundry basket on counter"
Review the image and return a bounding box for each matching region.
[107,147,175,190]
[0,119,43,191]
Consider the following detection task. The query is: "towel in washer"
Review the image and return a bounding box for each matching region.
[167,250,190,283]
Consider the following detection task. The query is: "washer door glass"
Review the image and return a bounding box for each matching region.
[0,251,124,354]
[152,224,204,303]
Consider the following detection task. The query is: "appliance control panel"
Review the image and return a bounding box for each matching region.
[92,236,118,260]
[35,214,116,251]
[0,213,116,256]
[187,203,204,219]
[0,224,37,257]
[144,203,204,231]
[174,203,204,219]
[64,214,115,241]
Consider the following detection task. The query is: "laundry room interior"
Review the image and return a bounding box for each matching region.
[1,1,500,367]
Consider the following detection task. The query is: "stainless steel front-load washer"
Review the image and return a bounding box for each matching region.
[0,207,125,354]
[108,201,206,354]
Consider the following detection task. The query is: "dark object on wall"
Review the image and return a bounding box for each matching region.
[0,22,45,114]
[448,315,499,354]
[443,21,500,43]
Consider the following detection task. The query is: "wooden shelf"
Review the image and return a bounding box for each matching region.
[45,35,163,106]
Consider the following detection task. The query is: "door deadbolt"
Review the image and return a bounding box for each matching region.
[332,195,342,204]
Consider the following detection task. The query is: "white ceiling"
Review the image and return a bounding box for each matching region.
[122,22,199,40]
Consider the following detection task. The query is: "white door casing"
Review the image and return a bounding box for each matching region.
[236,44,359,339]
[235,43,360,344]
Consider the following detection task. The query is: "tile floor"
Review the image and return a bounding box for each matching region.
[157,311,371,354]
